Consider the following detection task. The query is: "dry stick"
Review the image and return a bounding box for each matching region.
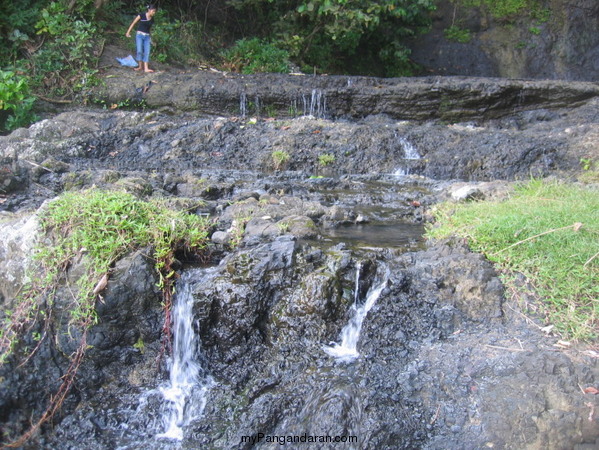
[584,250,599,268]
[22,159,54,173]
[484,344,530,352]
[35,94,73,104]
[492,222,583,256]
[430,403,442,425]
[6,331,88,448]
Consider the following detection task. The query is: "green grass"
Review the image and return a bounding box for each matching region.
[318,153,335,167]
[271,150,290,170]
[427,179,598,340]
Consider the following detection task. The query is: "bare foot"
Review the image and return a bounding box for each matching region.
[144,69,155,73]
[134,67,142,71]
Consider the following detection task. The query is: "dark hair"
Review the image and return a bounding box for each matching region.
[147,4,157,10]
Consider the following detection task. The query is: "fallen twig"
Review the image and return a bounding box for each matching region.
[35,94,73,104]
[492,222,583,255]
[584,250,599,268]
[22,159,54,172]
[485,344,530,352]
[430,403,441,425]
[92,273,109,296]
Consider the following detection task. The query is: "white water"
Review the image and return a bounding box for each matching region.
[393,136,421,176]
[239,92,247,117]
[299,89,327,118]
[157,270,214,441]
[324,263,389,361]
[400,137,421,160]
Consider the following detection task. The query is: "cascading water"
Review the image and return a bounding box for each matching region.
[401,137,421,160]
[309,89,326,118]
[254,95,261,116]
[324,263,389,361]
[239,93,247,117]
[156,269,214,441]
[394,136,421,176]
[298,89,327,118]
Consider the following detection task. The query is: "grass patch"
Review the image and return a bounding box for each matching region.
[1,188,210,362]
[271,150,290,171]
[0,188,211,446]
[318,153,335,167]
[427,179,598,340]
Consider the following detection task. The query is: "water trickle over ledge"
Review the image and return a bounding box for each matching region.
[324,261,390,361]
[156,268,215,441]
[98,70,599,121]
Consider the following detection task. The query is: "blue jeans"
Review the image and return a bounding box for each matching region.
[136,32,151,63]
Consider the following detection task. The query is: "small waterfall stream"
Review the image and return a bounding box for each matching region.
[394,135,421,176]
[239,92,247,117]
[324,263,389,361]
[156,269,214,441]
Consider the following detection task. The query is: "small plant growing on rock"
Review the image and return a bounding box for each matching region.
[579,158,599,183]
[444,25,472,43]
[580,158,593,171]
[318,153,335,167]
[271,150,290,171]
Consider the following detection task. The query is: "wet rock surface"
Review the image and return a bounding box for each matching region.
[1,90,598,215]
[25,240,599,450]
[0,72,598,449]
[408,0,599,82]
[94,66,599,122]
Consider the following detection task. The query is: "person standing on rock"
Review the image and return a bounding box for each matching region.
[125,4,157,73]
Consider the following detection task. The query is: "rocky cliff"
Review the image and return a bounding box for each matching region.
[409,0,599,81]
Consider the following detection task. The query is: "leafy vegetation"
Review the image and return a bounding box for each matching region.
[0,0,43,65]
[318,153,335,167]
[579,158,599,184]
[228,0,435,76]
[271,150,291,171]
[0,70,37,132]
[427,179,599,341]
[451,0,532,20]
[221,38,290,74]
[444,25,472,43]
[446,0,552,48]
[31,1,101,99]
[148,9,205,65]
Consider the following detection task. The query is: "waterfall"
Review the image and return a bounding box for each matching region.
[239,92,247,117]
[298,89,327,118]
[156,269,214,441]
[393,136,420,176]
[324,263,389,361]
[400,136,420,160]
[309,89,327,118]
[254,94,261,116]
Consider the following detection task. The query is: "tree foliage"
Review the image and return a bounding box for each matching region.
[222,38,291,74]
[0,70,37,132]
[227,0,435,75]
